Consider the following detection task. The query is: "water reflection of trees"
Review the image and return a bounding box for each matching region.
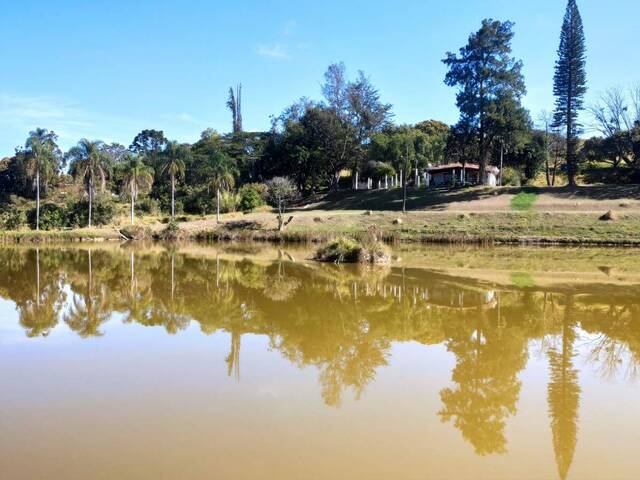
[1,247,640,475]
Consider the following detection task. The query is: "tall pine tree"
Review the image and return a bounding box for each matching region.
[553,0,587,186]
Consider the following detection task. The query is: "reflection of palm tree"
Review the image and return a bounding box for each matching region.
[547,296,580,480]
[226,331,241,381]
[64,250,111,337]
[20,249,63,337]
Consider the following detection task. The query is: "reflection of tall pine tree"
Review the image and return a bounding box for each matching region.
[547,295,580,480]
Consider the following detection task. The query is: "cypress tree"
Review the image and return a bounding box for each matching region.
[553,0,587,186]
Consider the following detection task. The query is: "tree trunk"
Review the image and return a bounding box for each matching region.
[566,85,576,186]
[35,167,40,231]
[498,144,503,187]
[402,146,409,213]
[216,188,220,223]
[171,175,175,219]
[88,179,93,228]
[130,183,135,225]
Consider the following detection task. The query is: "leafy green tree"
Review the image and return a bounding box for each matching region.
[443,19,527,184]
[414,120,450,165]
[300,106,357,190]
[129,129,167,179]
[553,0,587,186]
[238,184,265,213]
[161,141,189,219]
[322,63,393,175]
[121,154,154,225]
[23,128,61,231]
[517,132,549,184]
[67,139,111,227]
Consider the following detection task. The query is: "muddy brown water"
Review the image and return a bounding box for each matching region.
[1,243,640,480]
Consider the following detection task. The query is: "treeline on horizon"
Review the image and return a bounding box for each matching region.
[1,0,639,231]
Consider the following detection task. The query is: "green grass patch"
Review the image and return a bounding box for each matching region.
[511,190,538,211]
[511,272,536,288]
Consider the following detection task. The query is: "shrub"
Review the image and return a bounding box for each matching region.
[364,161,396,183]
[27,203,67,230]
[1,209,26,230]
[66,199,116,227]
[184,189,214,215]
[238,184,265,213]
[219,191,240,213]
[249,182,269,201]
[357,226,391,265]
[158,219,184,241]
[136,196,159,215]
[315,237,361,263]
[501,166,522,186]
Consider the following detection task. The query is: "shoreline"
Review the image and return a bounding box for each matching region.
[2,210,640,247]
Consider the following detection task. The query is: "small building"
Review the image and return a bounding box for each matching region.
[426,163,499,187]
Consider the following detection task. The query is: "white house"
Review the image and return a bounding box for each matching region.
[426,163,499,187]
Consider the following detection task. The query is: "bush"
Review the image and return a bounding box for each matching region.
[1,209,26,230]
[158,219,185,241]
[27,203,67,230]
[238,184,265,213]
[136,196,159,215]
[364,161,396,183]
[316,228,391,265]
[184,189,214,215]
[501,167,522,186]
[219,191,240,213]
[66,199,116,227]
[315,237,361,263]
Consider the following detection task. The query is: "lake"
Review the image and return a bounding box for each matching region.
[1,243,639,480]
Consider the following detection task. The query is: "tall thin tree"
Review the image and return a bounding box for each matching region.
[161,141,188,220]
[553,0,587,186]
[121,154,154,225]
[67,139,110,228]
[23,129,60,231]
[226,84,243,133]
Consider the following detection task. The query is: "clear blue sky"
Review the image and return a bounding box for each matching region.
[1,0,638,156]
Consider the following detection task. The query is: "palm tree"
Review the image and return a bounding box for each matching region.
[121,154,154,225]
[196,149,236,223]
[67,139,111,227]
[24,128,60,231]
[161,141,188,219]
